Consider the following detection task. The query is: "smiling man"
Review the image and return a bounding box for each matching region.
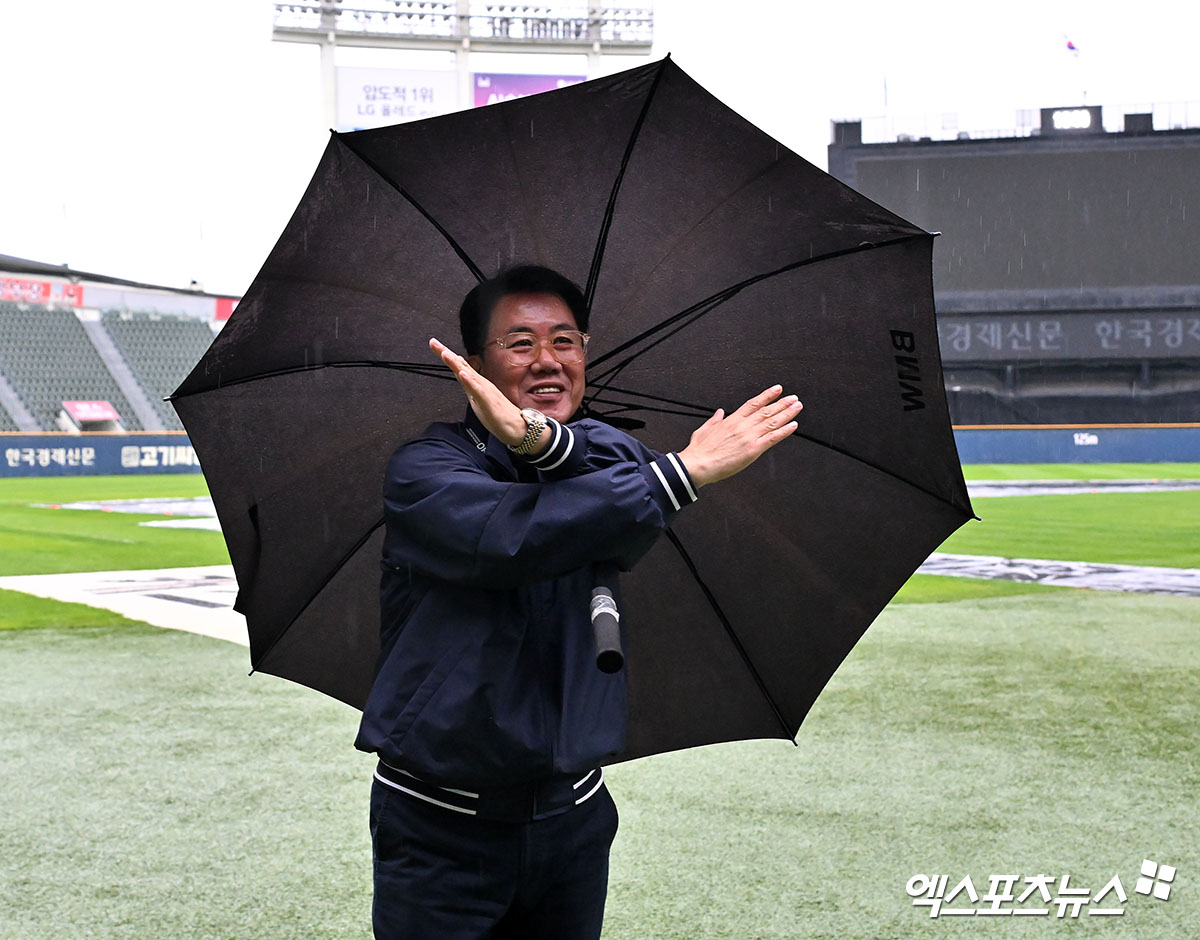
[470,290,586,422]
[355,265,801,939]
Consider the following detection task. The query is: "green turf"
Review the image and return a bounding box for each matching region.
[961,462,1200,480]
[0,475,230,632]
[0,473,214,502]
[2,592,1195,939]
[0,625,370,940]
[2,470,1194,618]
[890,473,1200,603]
[939,490,1200,568]
[1,470,1197,936]
[0,474,228,576]
[890,572,1065,604]
[0,588,151,632]
[605,591,1200,938]
[889,463,1200,603]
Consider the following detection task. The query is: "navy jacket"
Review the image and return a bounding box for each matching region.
[354,411,698,789]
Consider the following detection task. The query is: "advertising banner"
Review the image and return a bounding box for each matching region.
[0,277,83,306]
[1,433,202,477]
[62,401,121,423]
[473,73,584,108]
[938,312,1200,362]
[337,67,459,131]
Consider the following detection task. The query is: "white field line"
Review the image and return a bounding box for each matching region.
[0,565,246,645]
[4,482,1196,646]
[918,553,1200,597]
[1,550,1196,652]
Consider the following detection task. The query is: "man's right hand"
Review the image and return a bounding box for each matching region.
[430,337,531,448]
[430,337,556,456]
[677,386,803,488]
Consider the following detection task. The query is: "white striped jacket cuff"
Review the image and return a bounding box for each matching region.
[648,452,699,511]
[520,417,581,475]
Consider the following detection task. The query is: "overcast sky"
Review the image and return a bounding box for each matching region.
[1,0,1196,296]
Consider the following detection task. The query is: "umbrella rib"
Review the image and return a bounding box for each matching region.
[586,385,711,417]
[335,132,486,283]
[663,527,796,744]
[584,294,726,404]
[583,56,671,312]
[784,432,977,519]
[166,361,455,400]
[588,382,975,518]
[250,516,387,674]
[584,233,927,414]
[588,232,928,377]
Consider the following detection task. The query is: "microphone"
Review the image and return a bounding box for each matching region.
[590,584,624,674]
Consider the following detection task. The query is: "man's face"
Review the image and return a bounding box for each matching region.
[469,292,587,424]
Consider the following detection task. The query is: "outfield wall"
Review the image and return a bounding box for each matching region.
[2,432,200,476]
[952,424,1200,464]
[3,426,1199,477]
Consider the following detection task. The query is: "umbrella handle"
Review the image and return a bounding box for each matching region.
[590,569,623,674]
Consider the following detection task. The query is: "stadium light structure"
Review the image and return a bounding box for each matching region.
[272,1,654,128]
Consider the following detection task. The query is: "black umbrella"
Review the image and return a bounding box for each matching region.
[171,56,973,761]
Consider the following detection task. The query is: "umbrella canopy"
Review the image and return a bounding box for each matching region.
[171,56,974,762]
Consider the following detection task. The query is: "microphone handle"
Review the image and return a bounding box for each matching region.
[590,575,624,674]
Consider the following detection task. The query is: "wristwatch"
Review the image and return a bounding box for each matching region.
[510,408,548,456]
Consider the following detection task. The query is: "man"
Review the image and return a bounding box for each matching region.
[355,265,802,939]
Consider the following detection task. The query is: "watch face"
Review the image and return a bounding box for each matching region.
[511,408,548,455]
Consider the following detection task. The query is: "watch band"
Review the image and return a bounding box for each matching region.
[510,408,548,456]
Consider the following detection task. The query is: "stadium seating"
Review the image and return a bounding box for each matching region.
[100,311,216,430]
[0,302,143,431]
[0,404,18,432]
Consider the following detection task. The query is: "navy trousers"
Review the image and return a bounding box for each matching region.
[370,777,619,939]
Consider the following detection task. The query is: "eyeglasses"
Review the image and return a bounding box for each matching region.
[487,330,590,366]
